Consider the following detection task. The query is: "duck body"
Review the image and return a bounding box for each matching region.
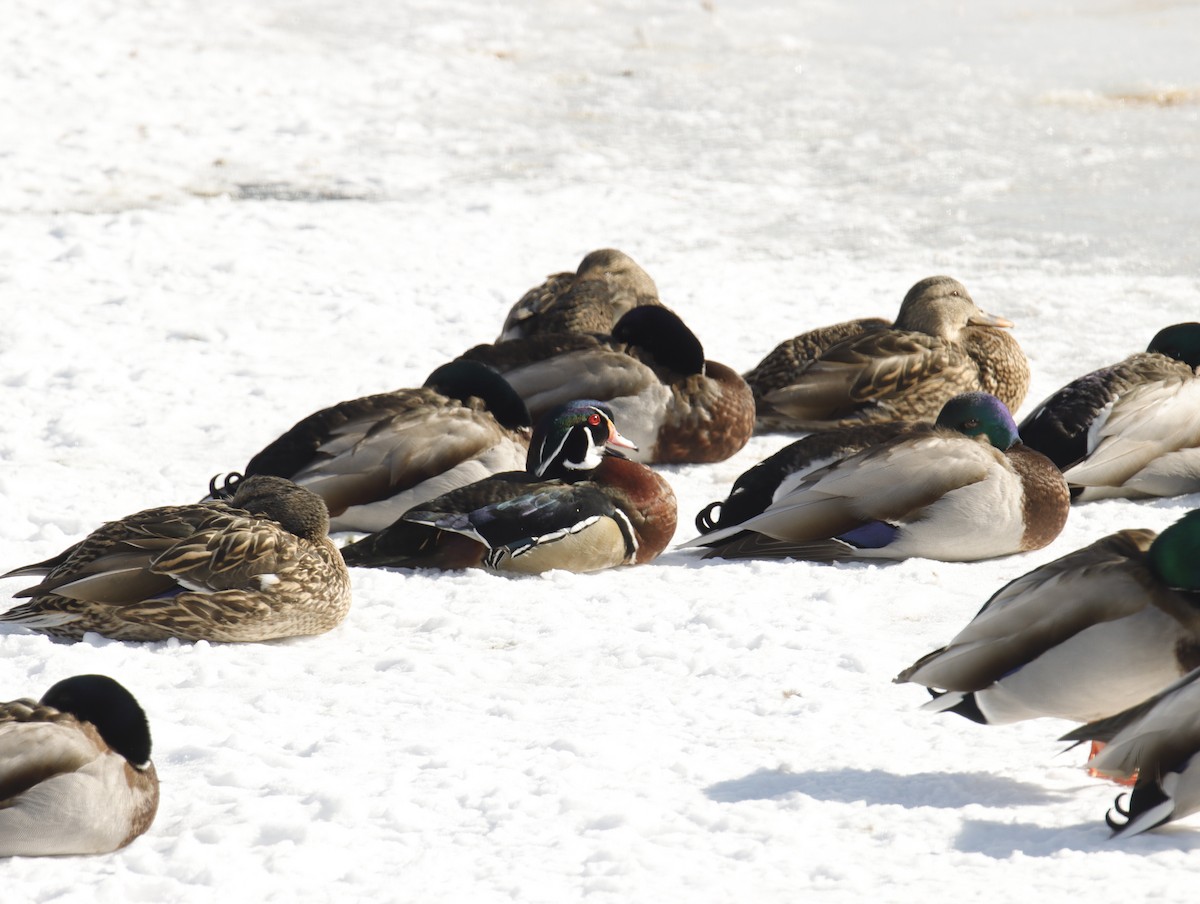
[0,675,158,857]
[694,421,914,535]
[1,476,351,642]
[754,277,1029,431]
[497,248,661,341]
[462,306,754,465]
[1018,324,1200,501]
[745,316,891,430]
[683,393,1068,563]
[340,401,678,575]
[896,524,1200,725]
[1062,667,1200,837]
[236,361,532,533]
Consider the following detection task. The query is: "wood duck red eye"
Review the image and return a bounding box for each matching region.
[587,412,602,426]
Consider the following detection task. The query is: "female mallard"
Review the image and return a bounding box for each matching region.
[497,248,661,341]
[751,276,1029,431]
[0,675,158,857]
[896,509,1200,725]
[340,400,678,574]
[1018,322,1200,501]
[461,306,754,465]
[682,393,1068,562]
[1062,666,1200,837]
[227,360,532,533]
[0,476,351,642]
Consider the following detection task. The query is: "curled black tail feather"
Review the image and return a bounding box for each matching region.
[208,472,245,501]
[694,501,723,534]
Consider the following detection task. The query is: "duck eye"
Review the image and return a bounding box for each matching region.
[965,418,980,429]
[587,412,602,426]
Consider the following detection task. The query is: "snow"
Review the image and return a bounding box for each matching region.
[3,0,1200,899]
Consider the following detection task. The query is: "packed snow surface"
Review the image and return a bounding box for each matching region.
[3,0,1200,900]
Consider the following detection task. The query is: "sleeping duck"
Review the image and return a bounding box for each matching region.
[0,675,158,857]
[1062,666,1200,837]
[750,276,1029,431]
[227,360,532,533]
[896,509,1200,725]
[681,392,1068,563]
[461,306,754,464]
[340,400,678,574]
[0,476,351,642]
[1018,322,1200,501]
[497,248,661,341]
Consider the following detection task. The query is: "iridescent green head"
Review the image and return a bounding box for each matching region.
[1147,323,1200,369]
[935,392,1019,451]
[1149,510,1200,591]
[527,400,637,480]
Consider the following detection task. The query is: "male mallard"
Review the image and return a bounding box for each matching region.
[1062,666,1200,837]
[694,421,914,536]
[340,400,678,574]
[896,509,1200,725]
[462,306,754,465]
[1018,323,1200,501]
[1,675,158,857]
[751,276,1029,431]
[681,393,1068,562]
[497,248,661,341]
[1,476,351,642]
[227,360,532,533]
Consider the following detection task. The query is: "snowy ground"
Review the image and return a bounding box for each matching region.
[3,0,1200,900]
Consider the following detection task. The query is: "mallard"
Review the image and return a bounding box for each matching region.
[745,316,891,430]
[462,305,754,464]
[1,475,351,642]
[694,421,914,536]
[340,400,678,574]
[751,276,1029,431]
[896,509,1200,725]
[1018,322,1200,501]
[682,392,1068,562]
[0,675,158,857]
[228,360,531,533]
[497,248,661,341]
[1062,666,1200,837]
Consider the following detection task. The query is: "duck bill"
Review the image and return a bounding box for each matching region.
[969,310,1015,329]
[605,426,639,457]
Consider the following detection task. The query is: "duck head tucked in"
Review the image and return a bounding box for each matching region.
[0,674,158,857]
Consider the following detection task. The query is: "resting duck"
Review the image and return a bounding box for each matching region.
[895,509,1200,725]
[694,421,914,536]
[229,360,532,533]
[1018,322,1200,501]
[681,392,1068,562]
[745,316,891,430]
[340,400,678,574]
[497,248,661,341]
[0,675,158,857]
[0,475,351,642]
[750,276,1029,431]
[461,306,754,464]
[1062,666,1200,837]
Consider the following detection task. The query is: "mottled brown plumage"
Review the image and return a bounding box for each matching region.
[1,476,351,642]
[753,277,1029,431]
[498,248,661,341]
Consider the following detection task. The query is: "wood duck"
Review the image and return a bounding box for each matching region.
[682,393,1068,563]
[228,360,532,533]
[462,305,754,464]
[497,248,661,341]
[340,400,678,574]
[896,509,1200,726]
[0,675,158,857]
[1018,322,1200,501]
[750,276,1029,431]
[1,476,351,642]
